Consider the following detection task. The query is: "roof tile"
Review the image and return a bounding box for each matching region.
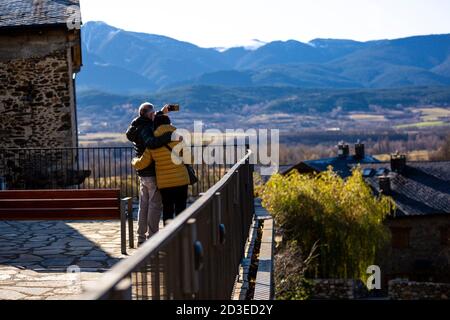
[359,161,450,217]
[0,0,80,28]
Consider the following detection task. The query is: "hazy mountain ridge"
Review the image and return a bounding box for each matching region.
[76,85,450,135]
[78,21,450,94]
[78,85,450,115]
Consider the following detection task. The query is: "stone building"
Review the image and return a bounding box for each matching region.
[0,0,82,149]
[0,0,85,189]
[360,156,450,285]
[286,144,450,292]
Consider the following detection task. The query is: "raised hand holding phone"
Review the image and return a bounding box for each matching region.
[161,104,180,114]
[168,104,180,112]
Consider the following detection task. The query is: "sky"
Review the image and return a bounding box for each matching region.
[79,0,450,48]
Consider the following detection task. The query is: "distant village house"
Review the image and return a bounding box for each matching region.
[284,143,450,286]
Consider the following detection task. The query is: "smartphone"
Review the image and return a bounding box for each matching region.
[168,104,180,112]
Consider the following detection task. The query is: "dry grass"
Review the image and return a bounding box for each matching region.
[374,150,431,161]
[411,107,450,122]
[349,114,387,121]
[79,133,129,145]
[395,121,449,129]
[79,131,256,146]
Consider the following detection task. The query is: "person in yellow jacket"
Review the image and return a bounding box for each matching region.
[132,114,189,225]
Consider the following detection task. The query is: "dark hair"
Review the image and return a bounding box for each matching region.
[154,114,171,130]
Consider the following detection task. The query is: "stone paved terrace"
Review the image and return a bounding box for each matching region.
[0,219,140,300]
[1,199,261,300]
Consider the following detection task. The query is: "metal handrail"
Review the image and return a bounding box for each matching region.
[0,144,245,198]
[80,150,253,300]
[0,144,247,150]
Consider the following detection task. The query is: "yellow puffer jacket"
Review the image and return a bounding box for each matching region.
[132,124,189,189]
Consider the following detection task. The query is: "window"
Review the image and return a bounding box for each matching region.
[362,168,374,177]
[390,227,411,249]
[440,227,449,246]
[375,168,388,176]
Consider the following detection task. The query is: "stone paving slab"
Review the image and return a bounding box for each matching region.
[233,199,273,300]
[253,202,274,300]
[0,220,142,300]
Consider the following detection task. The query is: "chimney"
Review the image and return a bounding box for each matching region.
[378,176,391,194]
[337,142,350,158]
[391,153,407,174]
[354,140,365,160]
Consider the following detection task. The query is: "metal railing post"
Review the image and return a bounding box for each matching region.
[213,192,221,246]
[109,277,132,300]
[127,198,134,249]
[181,218,200,298]
[234,170,240,205]
[120,199,127,255]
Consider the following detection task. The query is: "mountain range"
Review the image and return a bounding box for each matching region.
[78,21,450,94]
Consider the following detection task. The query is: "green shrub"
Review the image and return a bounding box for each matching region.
[258,167,394,281]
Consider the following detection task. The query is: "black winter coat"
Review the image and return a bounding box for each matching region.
[126,115,172,177]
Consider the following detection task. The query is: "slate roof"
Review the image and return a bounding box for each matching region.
[359,162,450,217]
[0,0,80,29]
[283,155,380,178]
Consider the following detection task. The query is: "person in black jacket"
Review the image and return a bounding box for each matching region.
[126,102,173,246]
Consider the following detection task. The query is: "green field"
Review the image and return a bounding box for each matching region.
[394,121,450,129]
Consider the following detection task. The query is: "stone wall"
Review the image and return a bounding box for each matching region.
[0,28,81,188]
[0,49,75,149]
[380,216,450,284]
[311,279,368,299]
[389,279,450,300]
